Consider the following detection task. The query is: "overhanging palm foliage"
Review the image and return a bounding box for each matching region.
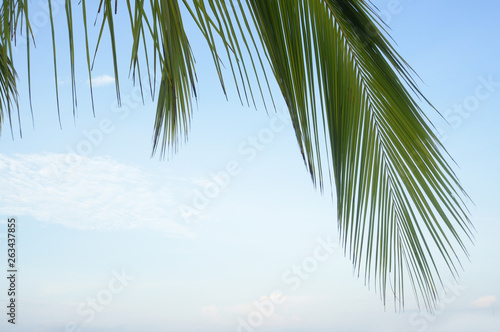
[0,0,473,312]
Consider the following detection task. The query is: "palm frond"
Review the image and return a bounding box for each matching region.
[0,0,21,137]
[186,0,473,311]
[131,0,198,157]
[0,0,473,312]
[47,0,62,128]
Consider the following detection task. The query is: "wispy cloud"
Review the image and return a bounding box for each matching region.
[472,295,497,308]
[88,74,115,87]
[0,153,191,237]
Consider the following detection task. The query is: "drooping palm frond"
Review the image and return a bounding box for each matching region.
[177,0,473,312]
[0,44,18,137]
[130,0,198,157]
[0,0,23,137]
[0,0,472,312]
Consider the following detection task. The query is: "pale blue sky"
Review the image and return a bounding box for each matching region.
[1,1,499,331]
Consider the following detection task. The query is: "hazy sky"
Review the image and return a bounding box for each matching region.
[1,1,499,331]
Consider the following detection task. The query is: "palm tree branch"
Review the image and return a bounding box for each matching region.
[0,0,473,312]
[221,0,473,311]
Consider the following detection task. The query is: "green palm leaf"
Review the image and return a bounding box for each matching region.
[0,0,473,312]
[181,0,473,311]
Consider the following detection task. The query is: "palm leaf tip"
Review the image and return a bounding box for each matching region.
[231,0,473,312]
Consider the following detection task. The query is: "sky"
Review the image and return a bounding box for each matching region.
[0,0,499,331]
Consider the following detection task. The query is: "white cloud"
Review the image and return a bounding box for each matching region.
[472,295,497,308]
[89,74,115,87]
[0,153,191,237]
